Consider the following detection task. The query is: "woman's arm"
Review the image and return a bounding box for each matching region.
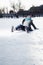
[22,19,25,25]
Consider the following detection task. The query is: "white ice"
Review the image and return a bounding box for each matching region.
[0,17,43,65]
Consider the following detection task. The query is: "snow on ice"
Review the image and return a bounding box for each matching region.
[0,17,43,65]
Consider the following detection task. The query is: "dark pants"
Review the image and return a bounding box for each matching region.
[25,20,37,32]
[15,24,25,31]
[15,20,37,32]
[29,20,37,30]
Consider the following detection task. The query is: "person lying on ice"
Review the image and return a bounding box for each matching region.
[15,15,38,32]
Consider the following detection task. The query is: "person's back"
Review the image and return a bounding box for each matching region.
[22,16,31,27]
[22,15,32,32]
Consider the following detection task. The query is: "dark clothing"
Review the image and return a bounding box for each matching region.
[15,19,37,32]
[15,24,25,31]
[22,19,25,25]
[29,20,37,29]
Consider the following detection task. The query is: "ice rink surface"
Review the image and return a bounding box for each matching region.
[0,17,43,65]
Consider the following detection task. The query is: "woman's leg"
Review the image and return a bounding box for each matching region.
[29,20,37,29]
[15,24,25,31]
[15,24,22,30]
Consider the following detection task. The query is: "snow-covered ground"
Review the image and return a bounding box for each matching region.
[0,17,43,65]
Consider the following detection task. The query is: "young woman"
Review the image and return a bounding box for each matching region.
[15,15,38,32]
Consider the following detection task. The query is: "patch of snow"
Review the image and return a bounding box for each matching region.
[0,17,43,65]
